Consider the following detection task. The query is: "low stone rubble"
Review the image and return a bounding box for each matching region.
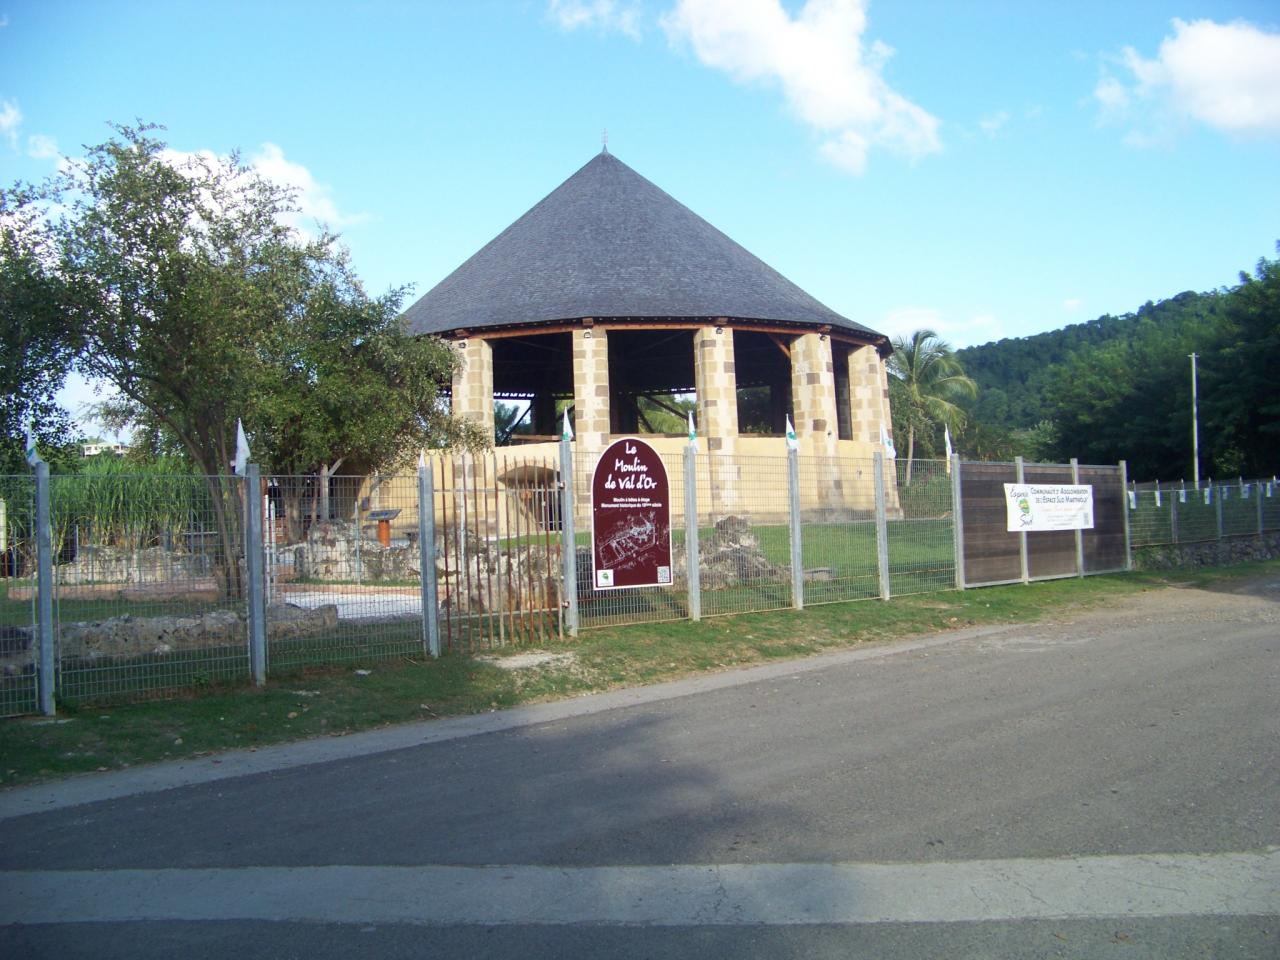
[55,602,339,661]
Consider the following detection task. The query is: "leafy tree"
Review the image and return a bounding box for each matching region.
[957,292,1223,434]
[887,329,976,482]
[0,185,82,473]
[1043,295,1228,479]
[37,123,476,594]
[1203,248,1280,476]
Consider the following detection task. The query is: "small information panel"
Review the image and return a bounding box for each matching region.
[591,437,673,590]
[1004,483,1095,532]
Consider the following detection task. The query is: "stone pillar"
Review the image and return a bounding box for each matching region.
[847,344,900,517]
[790,333,838,457]
[450,339,494,536]
[694,325,737,452]
[450,337,493,432]
[847,344,891,449]
[694,324,739,514]
[572,328,610,451]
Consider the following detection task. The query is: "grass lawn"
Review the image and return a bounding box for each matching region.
[3,558,1275,789]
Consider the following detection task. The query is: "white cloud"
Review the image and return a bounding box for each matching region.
[248,142,365,229]
[0,98,61,163]
[1063,298,1082,311]
[548,0,643,39]
[662,0,940,174]
[1096,18,1280,138]
[158,143,365,238]
[0,98,22,149]
[979,110,1009,137]
[26,132,58,160]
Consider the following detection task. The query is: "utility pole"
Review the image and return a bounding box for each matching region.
[1189,353,1200,489]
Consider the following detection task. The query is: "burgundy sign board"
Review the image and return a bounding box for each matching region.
[591,437,673,590]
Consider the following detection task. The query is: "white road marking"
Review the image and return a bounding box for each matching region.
[2,851,1276,926]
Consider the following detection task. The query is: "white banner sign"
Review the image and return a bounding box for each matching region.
[1004,483,1094,532]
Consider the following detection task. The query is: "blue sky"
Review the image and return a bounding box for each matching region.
[2,1,1278,435]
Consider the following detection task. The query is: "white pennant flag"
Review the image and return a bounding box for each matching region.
[233,419,250,475]
[944,425,953,461]
[687,410,697,446]
[784,416,799,451]
[561,409,574,442]
[880,424,896,459]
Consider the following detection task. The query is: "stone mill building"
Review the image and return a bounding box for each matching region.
[399,148,896,524]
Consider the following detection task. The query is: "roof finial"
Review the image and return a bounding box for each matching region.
[602,128,609,154]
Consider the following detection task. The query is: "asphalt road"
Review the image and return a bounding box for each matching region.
[2,575,1278,958]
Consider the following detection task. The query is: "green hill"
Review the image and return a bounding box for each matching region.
[950,247,1277,481]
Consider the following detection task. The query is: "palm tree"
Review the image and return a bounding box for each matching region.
[887,329,977,482]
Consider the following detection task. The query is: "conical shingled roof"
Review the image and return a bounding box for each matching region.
[402,151,882,342]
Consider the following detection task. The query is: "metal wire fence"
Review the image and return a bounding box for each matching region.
[1128,478,1279,547]
[48,473,249,704]
[889,457,956,597]
[265,472,427,672]
[695,452,794,618]
[16,449,1262,716]
[1,475,38,717]
[795,456,881,607]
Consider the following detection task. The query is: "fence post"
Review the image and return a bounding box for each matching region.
[787,447,804,610]
[559,437,579,637]
[1257,481,1264,536]
[418,460,440,658]
[1015,456,1029,584]
[34,461,55,716]
[873,452,891,601]
[1071,458,1085,577]
[950,455,966,590]
[683,446,701,621]
[1214,481,1224,540]
[244,464,267,686]
[1119,460,1132,571]
[1170,483,1179,544]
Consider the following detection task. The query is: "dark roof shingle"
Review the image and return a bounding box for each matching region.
[403,151,881,341]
